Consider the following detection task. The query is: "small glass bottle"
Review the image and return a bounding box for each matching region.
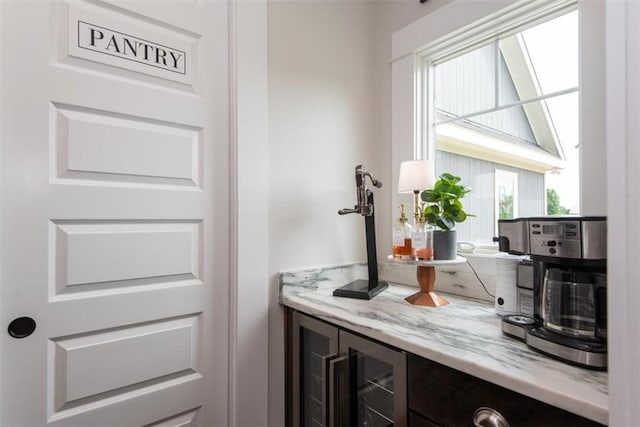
[392,204,412,259]
[412,213,434,261]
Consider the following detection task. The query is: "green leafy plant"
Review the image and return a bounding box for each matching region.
[420,173,473,231]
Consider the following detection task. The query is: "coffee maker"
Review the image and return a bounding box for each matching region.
[497,216,607,369]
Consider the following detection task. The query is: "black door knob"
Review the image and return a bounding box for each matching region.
[8,316,36,338]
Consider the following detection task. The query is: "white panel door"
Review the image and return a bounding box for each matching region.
[0,0,229,426]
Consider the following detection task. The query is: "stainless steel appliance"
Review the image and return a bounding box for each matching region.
[497,217,607,369]
[516,259,534,317]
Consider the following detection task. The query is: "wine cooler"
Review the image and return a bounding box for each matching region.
[290,311,407,427]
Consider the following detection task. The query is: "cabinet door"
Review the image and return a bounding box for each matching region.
[407,354,603,427]
[339,331,407,427]
[292,311,339,427]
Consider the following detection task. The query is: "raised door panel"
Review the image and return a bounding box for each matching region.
[52,104,202,188]
[50,315,200,417]
[50,221,202,298]
[55,0,201,93]
[146,409,201,427]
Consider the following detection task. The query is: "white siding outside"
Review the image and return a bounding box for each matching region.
[435,150,544,243]
[435,43,536,143]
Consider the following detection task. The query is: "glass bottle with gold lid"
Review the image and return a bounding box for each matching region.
[392,204,412,259]
[412,207,433,261]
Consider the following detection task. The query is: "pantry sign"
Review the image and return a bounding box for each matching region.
[77,22,186,75]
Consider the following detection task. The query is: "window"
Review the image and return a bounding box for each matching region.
[420,7,578,244]
[391,0,605,249]
[495,169,518,222]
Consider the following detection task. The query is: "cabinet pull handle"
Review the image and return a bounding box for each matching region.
[328,355,350,427]
[321,354,338,426]
[473,407,510,427]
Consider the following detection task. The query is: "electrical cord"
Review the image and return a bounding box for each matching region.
[462,255,495,298]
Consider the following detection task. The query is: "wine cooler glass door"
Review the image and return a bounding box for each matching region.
[292,311,339,427]
[340,331,407,427]
[354,351,395,426]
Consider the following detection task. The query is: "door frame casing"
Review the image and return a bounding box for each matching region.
[228,0,270,425]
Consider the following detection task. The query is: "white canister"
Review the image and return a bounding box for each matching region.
[494,253,527,316]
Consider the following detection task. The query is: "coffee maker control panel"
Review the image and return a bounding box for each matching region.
[527,218,606,260]
[529,220,582,258]
[497,216,606,259]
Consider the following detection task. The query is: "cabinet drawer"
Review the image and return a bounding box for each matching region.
[407,354,603,427]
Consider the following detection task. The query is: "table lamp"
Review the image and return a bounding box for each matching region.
[397,160,458,307]
[397,160,435,223]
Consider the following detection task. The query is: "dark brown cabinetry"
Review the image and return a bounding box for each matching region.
[286,309,604,427]
[407,354,602,427]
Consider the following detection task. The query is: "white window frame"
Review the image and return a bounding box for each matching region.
[390,0,606,238]
[495,169,519,227]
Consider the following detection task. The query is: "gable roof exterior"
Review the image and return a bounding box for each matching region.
[433,35,566,172]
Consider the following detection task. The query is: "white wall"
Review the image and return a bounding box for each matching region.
[372,0,453,259]
[267,1,378,424]
[264,3,477,423]
[606,0,640,423]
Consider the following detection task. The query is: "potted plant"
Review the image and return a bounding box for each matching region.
[420,173,473,260]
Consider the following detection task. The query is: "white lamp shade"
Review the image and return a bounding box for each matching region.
[397,160,435,193]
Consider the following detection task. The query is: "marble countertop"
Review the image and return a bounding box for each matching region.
[279,263,608,425]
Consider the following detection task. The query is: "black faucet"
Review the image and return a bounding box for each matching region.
[338,165,382,216]
[335,165,388,300]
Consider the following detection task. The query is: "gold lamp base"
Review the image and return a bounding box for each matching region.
[404,265,449,307]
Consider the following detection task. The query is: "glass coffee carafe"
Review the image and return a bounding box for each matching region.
[541,268,607,339]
